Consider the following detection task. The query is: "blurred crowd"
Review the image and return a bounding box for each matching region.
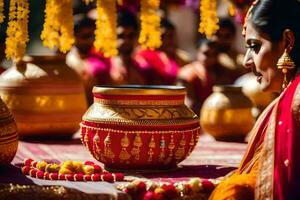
[0,5,251,116]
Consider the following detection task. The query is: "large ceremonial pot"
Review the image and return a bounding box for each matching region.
[0,97,18,165]
[0,55,87,138]
[200,85,254,141]
[81,85,200,170]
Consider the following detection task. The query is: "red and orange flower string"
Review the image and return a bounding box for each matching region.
[139,0,162,50]
[5,0,29,61]
[41,0,74,53]
[199,0,219,38]
[94,0,118,57]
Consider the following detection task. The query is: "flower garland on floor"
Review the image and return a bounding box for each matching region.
[117,178,220,200]
[94,0,118,57]
[139,0,162,50]
[21,158,125,182]
[0,0,4,24]
[199,0,219,38]
[41,0,74,53]
[5,0,29,62]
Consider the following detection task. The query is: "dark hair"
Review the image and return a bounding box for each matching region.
[218,18,236,35]
[161,18,175,30]
[74,15,96,33]
[117,10,139,31]
[197,39,218,50]
[249,0,300,66]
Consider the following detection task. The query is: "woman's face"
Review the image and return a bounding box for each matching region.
[243,23,284,92]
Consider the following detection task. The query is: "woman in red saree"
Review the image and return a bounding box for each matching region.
[209,0,300,199]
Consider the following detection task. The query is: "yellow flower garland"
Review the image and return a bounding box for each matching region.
[41,0,74,53]
[139,0,162,50]
[199,0,219,38]
[0,0,4,24]
[94,0,118,57]
[5,0,29,61]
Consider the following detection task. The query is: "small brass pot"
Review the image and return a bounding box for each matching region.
[200,85,254,141]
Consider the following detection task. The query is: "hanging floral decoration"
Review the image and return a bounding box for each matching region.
[0,0,4,24]
[94,0,118,57]
[199,0,219,38]
[5,0,29,61]
[139,0,162,50]
[41,0,74,53]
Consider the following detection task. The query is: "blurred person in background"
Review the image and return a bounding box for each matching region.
[109,9,148,85]
[211,17,248,81]
[66,15,111,105]
[177,39,236,114]
[134,18,190,85]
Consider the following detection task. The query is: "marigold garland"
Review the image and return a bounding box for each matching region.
[139,0,162,50]
[0,0,4,24]
[199,0,219,38]
[41,0,74,53]
[5,0,29,61]
[94,0,118,57]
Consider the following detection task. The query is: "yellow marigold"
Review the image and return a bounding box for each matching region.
[199,0,219,38]
[139,0,162,50]
[228,0,236,16]
[94,0,118,57]
[0,0,4,23]
[41,0,74,53]
[5,0,29,61]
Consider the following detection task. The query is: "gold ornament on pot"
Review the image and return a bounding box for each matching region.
[200,85,255,141]
[0,55,87,138]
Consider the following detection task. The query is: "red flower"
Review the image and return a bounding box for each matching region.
[202,179,215,193]
[161,184,179,199]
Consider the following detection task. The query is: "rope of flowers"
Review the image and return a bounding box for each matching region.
[117,177,220,200]
[21,158,125,182]
[5,0,29,62]
[199,0,219,38]
[41,0,74,54]
[94,0,118,57]
[139,0,162,50]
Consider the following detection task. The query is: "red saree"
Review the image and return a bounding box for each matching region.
[209,74,300,200]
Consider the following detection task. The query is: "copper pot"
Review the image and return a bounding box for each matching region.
[0,55,87,138]
[81,85,200,170]
[0,96,18,165]
[200,85,254,141]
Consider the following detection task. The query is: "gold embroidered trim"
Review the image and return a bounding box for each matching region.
[255,103,277,200]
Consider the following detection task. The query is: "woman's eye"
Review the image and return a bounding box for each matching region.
[245,44,260,52]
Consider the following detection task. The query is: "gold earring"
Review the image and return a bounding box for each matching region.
[277,49,296,89]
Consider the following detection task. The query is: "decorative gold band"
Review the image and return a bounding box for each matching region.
[80,123,200,134]
[94,98,184,106]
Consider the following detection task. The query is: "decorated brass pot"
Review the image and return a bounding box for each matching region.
[81,85,200,170]
[200,85,255,141]
[0,97,18,165]
[0,55,87,138]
